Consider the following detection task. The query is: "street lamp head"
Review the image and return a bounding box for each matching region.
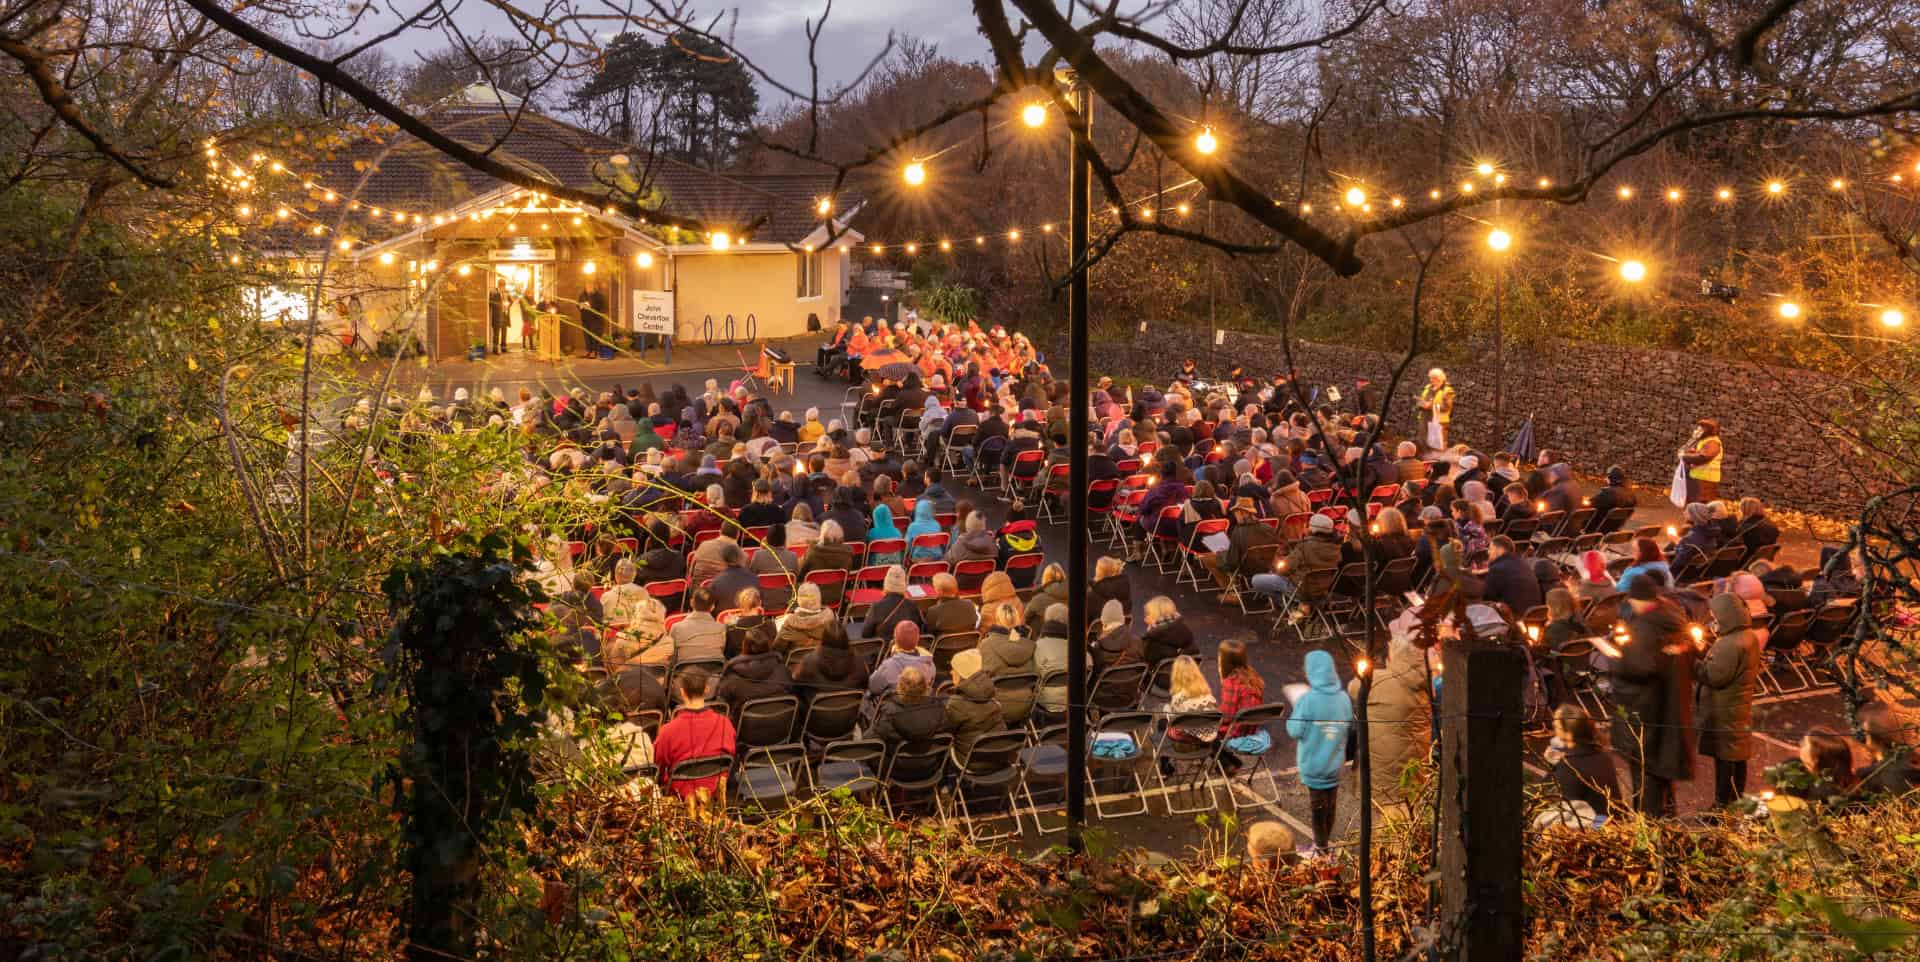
[1194,127,1218,156]
[1777,301,1802,320]
[1476,162,1495,176]
[1022,102,1047,128]
[903,162,927,186]
[1882,308,1907,329]
[1344,186,1367,207]
[1487,229,1512,252]
[1619,259,1647,282]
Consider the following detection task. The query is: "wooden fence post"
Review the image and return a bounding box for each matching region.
[1438,638,1527,962]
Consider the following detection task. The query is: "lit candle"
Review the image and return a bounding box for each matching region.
[1535,500,1547,512]
[1355,659,1371,676]
[1666,525,1679,538]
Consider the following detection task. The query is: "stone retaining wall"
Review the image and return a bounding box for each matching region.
[1077,327,1884,518]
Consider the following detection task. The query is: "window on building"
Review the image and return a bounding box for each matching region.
[795,248,822,299]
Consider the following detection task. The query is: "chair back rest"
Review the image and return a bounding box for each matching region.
[1163,710,1225,742]
[884,733,954,784]
[1004,552,1044,574]
[910,532,950,551]
[801,689,866,741]
[734,695,800,747]
[1090,662,1149,708]
[821,738,885,768]
[992,671,1038,724]
[958,730,1029,774]
[668,753,734,783]
[932,631,981,673]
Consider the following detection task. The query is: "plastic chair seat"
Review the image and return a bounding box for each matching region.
[815,760,876,794]
[1021,744,1069,779]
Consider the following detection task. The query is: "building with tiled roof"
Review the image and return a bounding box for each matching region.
[283,85,862,360]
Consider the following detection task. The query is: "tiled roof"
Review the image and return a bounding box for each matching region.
[266,104,855,252]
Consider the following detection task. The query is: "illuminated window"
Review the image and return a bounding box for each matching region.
[795,247,823,298]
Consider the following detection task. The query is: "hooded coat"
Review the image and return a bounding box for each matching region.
[1286,649,1355,790]
[903,501,944,560]
[793,639,869,703]
[1611,598,1697,781]
[1139,618,1199,667]
[775,604,836,651]
[977,625,1036,677]
[945,527,999,564]
[713,650,793,712]
[943,671,1007,761]
[868,692,947,748]
[1349,636,1432,802]
[1696,593,1761,762]
[869,502,903,543]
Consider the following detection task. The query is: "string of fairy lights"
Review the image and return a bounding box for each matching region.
[203,104,1916,329]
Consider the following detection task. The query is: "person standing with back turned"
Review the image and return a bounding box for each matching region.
[1416,368,1455,453]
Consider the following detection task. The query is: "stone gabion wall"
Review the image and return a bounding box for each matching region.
[1075,327,1885,519]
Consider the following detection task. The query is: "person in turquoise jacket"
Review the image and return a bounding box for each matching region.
[903,500,944,561]
[1287,648,1354,854]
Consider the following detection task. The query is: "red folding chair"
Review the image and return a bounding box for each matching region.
[935,512,957,531]
[1034,462,1072,523]
[1005,449,1047,502]
[953,559,995,597]
[1369,484,1401,504]
[803,568,849,612]
[644,578,689,613]
[910,532,950,558]
[1086,478,1120,533]
[617,537,640,554]
[1146,505,1184,572]
[1003,552,1044,585]
[758,572,795,612]
[1109,489,1148,550]
[1177,518,1231,589]
[567,540,588,560]
[908,561,950,585]
[865,538,907,567]
[845,565,893,608]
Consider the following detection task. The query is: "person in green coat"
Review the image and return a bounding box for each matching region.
[1696,591,1762,807]
[629,415,665,456]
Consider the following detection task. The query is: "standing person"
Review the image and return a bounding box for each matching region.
[1416,368,1455,453]
[1286,648,1353,855]
[487,278,508,354]
[1677,418,1723,505]
[1697,592,1762,807]
[580,283,608,358]
[1609,577,1696,817]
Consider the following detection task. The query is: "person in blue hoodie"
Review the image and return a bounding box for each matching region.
[866,502,904,565]
[903,499,945,561]
[1286,648,1355,854]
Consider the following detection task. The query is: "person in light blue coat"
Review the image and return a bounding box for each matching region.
[903,499,944,561]
[1286,648,1354,853]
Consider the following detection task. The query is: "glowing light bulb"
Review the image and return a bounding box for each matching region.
[711,231,731,250]
[1429,189,1442,200]
[275,207,290,219]
[902,162,926,186]
[871,243,883,255]
[636,252,653,268]
[581,260,596,275]
[1021,102,1047,128]
[1767,180,1785,195]
[1300,203,1313,213]
[378,251,395,266]
[1139,207,1154,220]
[1617,185,1634,199]
[457,264,471,276]
[1042,223,1054,233]
[1390,197,1404,208]
[1486,229,1512,251]
[1716,188,1733,201]
[1829,178,1846,191]
[1194,127,1218,155]
[1008,229,1021,241]
[816,198,832,216]
[1356,659,1371,676]
[236,204,252,217]
[1344,186,1367,207]
[1620,260,1647,282]
[1459,181,1475,194]
[975,236,985,246]
[1476,163,1494,176]
[1881,308,1906,329]
[904,242,918,254]
[1778,301,1801,319]
[1176,202,1191,215]
[1665,188,1682,202]
[337,239,352,251]
[939,239,951,251]
[1537,177,1552,188]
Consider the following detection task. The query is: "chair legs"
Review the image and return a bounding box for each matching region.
[1156,752,1226,816]
[1088,762,1151,819]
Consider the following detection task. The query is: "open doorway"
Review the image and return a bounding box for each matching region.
[494,263,545,349]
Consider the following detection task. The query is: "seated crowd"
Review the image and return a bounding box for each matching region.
[389,325,1913,834]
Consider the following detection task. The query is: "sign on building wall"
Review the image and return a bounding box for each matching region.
[487,238,556,262]
[632,290,675,335]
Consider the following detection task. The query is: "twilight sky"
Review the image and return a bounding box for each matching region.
[355,0,1001,104]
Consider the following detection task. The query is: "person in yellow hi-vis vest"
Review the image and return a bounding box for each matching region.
[1678,418,1723,504]
[1416,367,1455,452]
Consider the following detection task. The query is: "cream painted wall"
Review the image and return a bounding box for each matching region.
[670,248,843,341]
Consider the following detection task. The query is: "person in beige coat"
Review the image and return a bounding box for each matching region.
[1696,592,1762,807]
[1350,619,1434,807]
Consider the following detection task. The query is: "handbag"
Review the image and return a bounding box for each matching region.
[1668,460,1689,508]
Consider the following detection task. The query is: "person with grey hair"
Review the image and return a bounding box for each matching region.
[600,557,648,625]
[945,511,998,563]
